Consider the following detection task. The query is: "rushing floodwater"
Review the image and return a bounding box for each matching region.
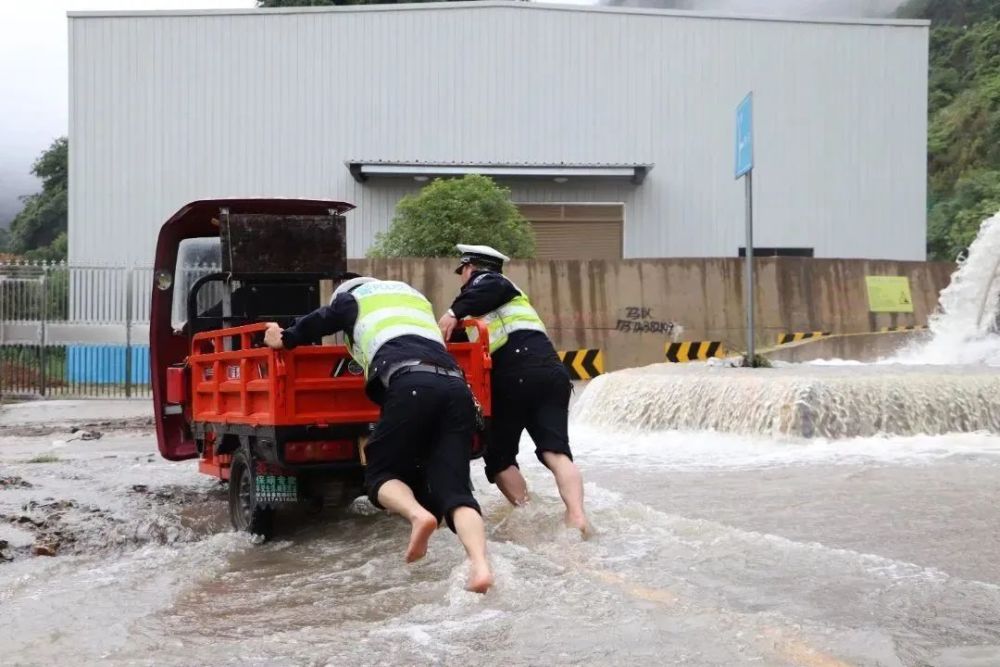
[3,426,1000,667]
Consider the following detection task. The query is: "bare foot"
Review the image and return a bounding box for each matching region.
[466,560,495,594]
[405,511,438,563]
[565,510,591,538]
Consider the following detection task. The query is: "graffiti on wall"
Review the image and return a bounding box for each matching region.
[615,307,682,338]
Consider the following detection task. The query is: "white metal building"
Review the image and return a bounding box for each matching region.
[68,1,929,265]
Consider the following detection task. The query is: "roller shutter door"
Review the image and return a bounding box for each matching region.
[517,204,624,260]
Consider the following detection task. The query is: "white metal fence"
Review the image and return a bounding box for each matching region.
[0,262,154,399]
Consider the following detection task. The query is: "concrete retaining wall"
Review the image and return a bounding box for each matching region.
[336,257,953,371]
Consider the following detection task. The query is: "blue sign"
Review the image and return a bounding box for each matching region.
[735,92,753,178]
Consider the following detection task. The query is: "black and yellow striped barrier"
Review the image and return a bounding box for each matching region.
[557,349,604,380]
[777,331,831,345]
[665,341,725,363]
[880,325,928,332]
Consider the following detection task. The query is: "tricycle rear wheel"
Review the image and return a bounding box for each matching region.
[228,448,275,540]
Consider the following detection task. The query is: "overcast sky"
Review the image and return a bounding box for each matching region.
[0,0,255,225]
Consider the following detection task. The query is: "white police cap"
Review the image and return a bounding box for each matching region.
[455,244,510,274]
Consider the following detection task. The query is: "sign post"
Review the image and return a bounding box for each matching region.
[735,92,755,364]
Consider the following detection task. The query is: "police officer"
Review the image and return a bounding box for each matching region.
[263,275,494,593]
[437,245,589,535]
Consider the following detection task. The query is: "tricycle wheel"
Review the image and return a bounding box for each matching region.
[228,449,274,540]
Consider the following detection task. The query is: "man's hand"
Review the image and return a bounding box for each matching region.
[263,322,285,350]
[438,311,459,342]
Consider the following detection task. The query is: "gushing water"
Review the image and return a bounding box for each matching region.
[892,211,1000,365]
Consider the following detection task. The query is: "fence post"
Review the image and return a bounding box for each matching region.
[39,267,48,398]
[125,267,133,399]
[0,273,5,346]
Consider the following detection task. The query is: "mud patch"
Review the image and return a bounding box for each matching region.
[2,418,152,439]
[0,484,228,562]
[0,475,33,489]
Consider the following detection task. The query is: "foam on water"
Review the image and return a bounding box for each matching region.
[4,433,1000,666]
[571,364,1000,438]
[569,422,1000,470]
[0,532,253,663]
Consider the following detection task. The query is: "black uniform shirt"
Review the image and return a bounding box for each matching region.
[280,292,457,404]
[449,270,559,375]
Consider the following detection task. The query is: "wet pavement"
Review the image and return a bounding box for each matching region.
[0,399,152,436]
[3,418,1000,666]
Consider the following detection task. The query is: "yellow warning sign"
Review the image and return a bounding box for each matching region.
[865,276,914,313]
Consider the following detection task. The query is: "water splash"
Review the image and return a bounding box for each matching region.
[892,211,1000,366]
[571,364,1000,438]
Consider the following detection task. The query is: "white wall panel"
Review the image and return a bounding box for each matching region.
[68,2,928,265]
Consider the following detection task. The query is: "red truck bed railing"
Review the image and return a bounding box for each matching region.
[186,321,492,428]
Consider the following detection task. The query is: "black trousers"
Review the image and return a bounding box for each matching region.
[484,362,574,483]
[364,372,480,530]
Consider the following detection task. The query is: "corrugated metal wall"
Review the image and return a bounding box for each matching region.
[68,3,928,265]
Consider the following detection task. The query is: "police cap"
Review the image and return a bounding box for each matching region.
[454,244,510,275]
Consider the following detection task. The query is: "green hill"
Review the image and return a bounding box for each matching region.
[898,0,1000,259]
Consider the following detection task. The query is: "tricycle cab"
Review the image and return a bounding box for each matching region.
[150,198,357,462]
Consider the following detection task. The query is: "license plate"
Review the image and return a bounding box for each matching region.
[255,474,298,503]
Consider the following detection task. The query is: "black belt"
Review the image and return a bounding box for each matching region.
[388,363,464,385]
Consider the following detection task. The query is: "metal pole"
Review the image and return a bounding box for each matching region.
[744,170,755,364]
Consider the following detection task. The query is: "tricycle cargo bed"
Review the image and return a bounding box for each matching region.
[185,322,492,429]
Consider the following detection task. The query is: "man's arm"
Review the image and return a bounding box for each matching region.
[264,294,358,350]
[438,272,519,340]
[450,272,519,319]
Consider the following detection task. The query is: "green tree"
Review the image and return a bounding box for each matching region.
[898,0,1000,25]
[927,169,1000,256]
[368,174,536,259]
[0,226,9,253]
[8,137,68,261]
[898,1,1000,259]
[23,232,68,263]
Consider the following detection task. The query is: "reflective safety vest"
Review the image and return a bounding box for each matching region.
[348,281,444,378]
[465,278,547,353]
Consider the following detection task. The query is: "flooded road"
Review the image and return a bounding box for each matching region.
[3,424,1000,666]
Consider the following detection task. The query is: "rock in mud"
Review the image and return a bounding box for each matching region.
[23,500,75,513]
[0,476,33,489]
[69,427,103,439]
[32,543,58,557]
[16,515,44,527]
